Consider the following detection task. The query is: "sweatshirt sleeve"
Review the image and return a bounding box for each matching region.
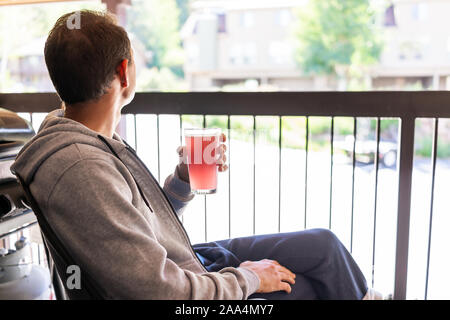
[163,166,195,217]
[45,158,259,300]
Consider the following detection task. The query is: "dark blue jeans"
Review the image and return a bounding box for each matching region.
[192,228,368,300]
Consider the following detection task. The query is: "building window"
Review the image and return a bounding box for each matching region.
[275,9,291,27]
[240,12,254,28]
[269,41,292,65]
[186,44,199,65]
[398,40,424,61]
[217,13,226,33]
[384,4,396,27]
[229,43,257,65]
[411,3,428,21]
[243,43,257,65]
[229,45,242,65]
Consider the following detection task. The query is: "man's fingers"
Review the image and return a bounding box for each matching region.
[280,266,296,279]
[216,144,226,161]
[217,154,227,165]
[218,143,227,154]
[279,270,296,285]
[280,282,292,294]
[271,260,295,276]
[217,144,228,172]
[177,146,188,165]
[218,164,228,172]
[220,133,227,143]
[273,261,296,279]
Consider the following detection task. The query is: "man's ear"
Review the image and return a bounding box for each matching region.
[116,59,129,87]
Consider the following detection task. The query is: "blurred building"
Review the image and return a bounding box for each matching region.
[181,0,450,91]
[373,0,450,90]
[8,37,54,92]
[5,35,148,93]
[181,0,308,91]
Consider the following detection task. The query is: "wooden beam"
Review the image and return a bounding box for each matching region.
[0,0,82,6]
[101,0,130,14]
[100,0,131,138]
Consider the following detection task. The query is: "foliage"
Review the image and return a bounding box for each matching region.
[182,115,356,151]
[127,0,184,70]
[136,67,187,92]
[176,0,191,27]
[0,2,104,91]
[415,136,450,158]
[294,0,383,76]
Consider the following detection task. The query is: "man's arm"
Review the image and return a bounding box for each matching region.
[163,165,194,217]
[45,158,259,299]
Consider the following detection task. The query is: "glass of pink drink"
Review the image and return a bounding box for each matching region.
[184,128,221,194]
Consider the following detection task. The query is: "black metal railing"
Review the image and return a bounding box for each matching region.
[2,91,450,300]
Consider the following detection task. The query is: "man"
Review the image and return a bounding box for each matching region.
[11,10,379,300]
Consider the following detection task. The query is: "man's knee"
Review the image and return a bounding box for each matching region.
[311,228,340,254]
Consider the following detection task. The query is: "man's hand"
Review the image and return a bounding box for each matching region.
[239,259,296,294]
[176,133,228,183]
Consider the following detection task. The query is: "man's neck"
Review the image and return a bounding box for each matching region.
[63,95,121,138]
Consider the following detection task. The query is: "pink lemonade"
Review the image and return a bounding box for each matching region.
[185,129,221,194]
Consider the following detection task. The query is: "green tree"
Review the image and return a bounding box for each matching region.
[294,0,383,89]
[176,0,191,27]
[127,0,184,72]
[136,67,187,92]
[0,2,103,92]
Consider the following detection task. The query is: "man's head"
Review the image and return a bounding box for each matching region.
[44,10,136,107]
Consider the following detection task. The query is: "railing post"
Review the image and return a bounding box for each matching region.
[394,116,415,300]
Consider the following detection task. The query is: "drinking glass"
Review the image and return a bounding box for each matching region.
[184,128,221,194]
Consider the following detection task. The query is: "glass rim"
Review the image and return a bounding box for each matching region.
[184,127,221,136]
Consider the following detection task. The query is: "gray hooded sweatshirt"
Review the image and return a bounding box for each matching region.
[10,109,259,299]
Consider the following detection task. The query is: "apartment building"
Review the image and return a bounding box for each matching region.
[181,0,309,90]
[373,0,450,90]
[181,0,450,91]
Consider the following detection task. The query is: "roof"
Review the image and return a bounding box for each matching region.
[190,0,306,11]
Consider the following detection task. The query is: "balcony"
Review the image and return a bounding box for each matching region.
[1,91,450,299]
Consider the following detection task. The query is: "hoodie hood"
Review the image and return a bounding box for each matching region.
[11,108,126,185]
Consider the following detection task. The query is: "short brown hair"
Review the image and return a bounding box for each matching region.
[44,10,132,105]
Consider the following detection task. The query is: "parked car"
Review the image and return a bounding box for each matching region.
[335,135,398,168]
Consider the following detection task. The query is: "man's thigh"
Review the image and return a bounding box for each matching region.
[193,229,334,300]
[210,228,336,274]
